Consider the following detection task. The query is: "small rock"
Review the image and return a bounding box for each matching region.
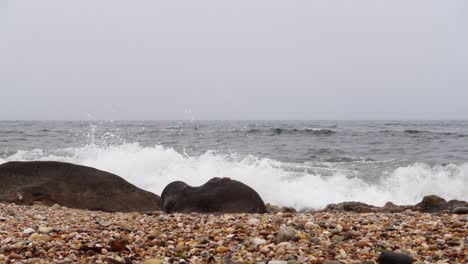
[260,245,270,253]
[99,220,112,227]
[38,226,53,234]
[23,228,35,234]
[30,233,51,242]
[276,242,291,248]
[247,218,260,226]
[252,237,267,247]
[354,240,369,247]
[276,225,297,243]
[268,261,287,264]
[281,206,297,213]
[216,246,229,253]
[453,207,468,214]
[109,238,129,252]
[33,214,47,221]
[304,221,316,230]
[143,259,164,264]
[377,252,413,264]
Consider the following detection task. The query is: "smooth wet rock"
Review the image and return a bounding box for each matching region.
[377,252,413,264]
[412,195,448,213]
[325,201,377,212]
[452,207,468,214]
[381,202,404,213]
[160,177,267,213]
[0,161,161,212]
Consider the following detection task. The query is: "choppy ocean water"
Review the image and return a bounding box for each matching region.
[0,120,467,209]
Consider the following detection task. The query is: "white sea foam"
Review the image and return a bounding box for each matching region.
[1,143,467,209]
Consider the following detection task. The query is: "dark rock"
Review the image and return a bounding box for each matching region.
[109,238,129,252]
[381,202,404,213]
[325,201,378,213]
[412,195,448,213]
[160,177,267,213]
[0,161,161,212]
[281,206,297,213]
[447,200,468,210]
[453,207,468,214]
[377,252,413,264]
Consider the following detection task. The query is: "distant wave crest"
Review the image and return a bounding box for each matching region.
[247,128,337,135]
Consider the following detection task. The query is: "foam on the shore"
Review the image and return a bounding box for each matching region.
[1,143,467,209]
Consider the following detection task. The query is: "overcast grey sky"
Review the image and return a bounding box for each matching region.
[1,1,467,120]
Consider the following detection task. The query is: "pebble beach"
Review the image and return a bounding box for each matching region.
[0,203,466,264]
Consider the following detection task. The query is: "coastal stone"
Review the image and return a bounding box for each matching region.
[260,245,270,253]
[143,259,164,264]
[453,207,468,214]
[381,202,404,213]
[354,240,369,247]
[451,221,464,228]
[30,233,51,242]
[109,238,129,252]
[160,177,267,213]
[268,261,287,264]
[276,225,297,243]
[412,195,448,213]
[38,226,53,234]
[281,207,297,213]
[0,161,161,212]
[266,203,282,214]
[247,218,260,226]
[326,201,377,212]
[33,214,47,221]
[252,237,267,247]
[377,252,413,264]
[23,228,35,234]
[304,221,317,230]
[216,246,229,253]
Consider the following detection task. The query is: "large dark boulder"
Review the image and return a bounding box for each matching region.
[160,177,267,213]
[409,195,467,213]
[0,161,161,212]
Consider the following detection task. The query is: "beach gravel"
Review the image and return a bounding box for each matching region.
[0,203,466,263]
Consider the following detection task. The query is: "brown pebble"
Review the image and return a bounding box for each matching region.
[109,238,129,252]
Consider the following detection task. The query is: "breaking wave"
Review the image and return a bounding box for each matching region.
[1,143,466,210]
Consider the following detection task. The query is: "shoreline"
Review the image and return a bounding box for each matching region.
[0,202,466,263]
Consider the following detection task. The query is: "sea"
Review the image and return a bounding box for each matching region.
[0,120,467,210]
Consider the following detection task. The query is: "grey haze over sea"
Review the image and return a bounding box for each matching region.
[1,120,467,209]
